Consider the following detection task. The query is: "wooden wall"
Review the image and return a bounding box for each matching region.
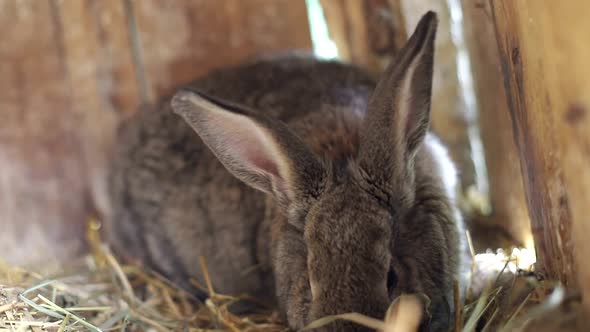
[461,1,531,248]
[318,0,408,75]
[488,0,590,310]
[0,0,311,266]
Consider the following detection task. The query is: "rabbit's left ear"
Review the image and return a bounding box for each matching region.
[171,90,325,206]
[358,12,437,177]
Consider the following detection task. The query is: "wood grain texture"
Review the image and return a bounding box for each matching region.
[0,0,90,265]
[0,0,311,266]
[461,1,531,248]
[319,0,407,75]
[131,0,312,99]
[490,2,590,301]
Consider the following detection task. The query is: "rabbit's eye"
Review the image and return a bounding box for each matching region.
[387,267,398,296]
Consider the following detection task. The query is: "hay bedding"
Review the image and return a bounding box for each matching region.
[0,220,586,332]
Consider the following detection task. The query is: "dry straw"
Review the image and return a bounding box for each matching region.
[0,218,585,332]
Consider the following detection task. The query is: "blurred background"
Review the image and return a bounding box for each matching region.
[1,0,589,302]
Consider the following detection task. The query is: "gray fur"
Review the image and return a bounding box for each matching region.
[108,12,468,332]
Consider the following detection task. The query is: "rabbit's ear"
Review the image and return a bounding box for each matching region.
[358,12,437,178]
[171,89,324,205]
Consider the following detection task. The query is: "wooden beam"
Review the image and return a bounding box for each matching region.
[319,0,407,74]
[489,3,590,307]
[461,1,531,248]
[0,0,92,265]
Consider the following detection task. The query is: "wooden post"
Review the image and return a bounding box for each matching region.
[490,3,590,308]
[460,1,531,248]
[318,0,407,75]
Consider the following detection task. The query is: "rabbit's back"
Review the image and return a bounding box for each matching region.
[107,55,376,298]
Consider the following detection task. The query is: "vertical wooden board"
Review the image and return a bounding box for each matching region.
[131,0,312,100]
[385,0,408,55]
[54,0,140,220]
[0,0,141,266]
[461,1,531,248]
[0,0,87,265]
[319,0,407,75]
[528,2,590,310]
[489,1,576,286]
[318,0,351,60]
[90,0,142,117]
[321,0,375,71]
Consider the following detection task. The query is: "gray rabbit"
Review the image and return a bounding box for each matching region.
[107,11,469,331]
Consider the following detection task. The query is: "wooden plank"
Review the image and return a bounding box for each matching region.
[489,1,590,296]
[54,0,141,226]
[0,0,142,266]
[131,0,312,99]
[319,0,407,75]
[0,0,89,265]
[460,1,531,248]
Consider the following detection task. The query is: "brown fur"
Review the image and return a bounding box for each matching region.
[107,12,468,332]
[293,105,364,162]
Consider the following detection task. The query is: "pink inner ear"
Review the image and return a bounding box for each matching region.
[211,112,284,181]
[243,145,280,178]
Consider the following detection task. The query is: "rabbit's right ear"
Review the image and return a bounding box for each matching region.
[357,11,437,187]
[171,90,325,206]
